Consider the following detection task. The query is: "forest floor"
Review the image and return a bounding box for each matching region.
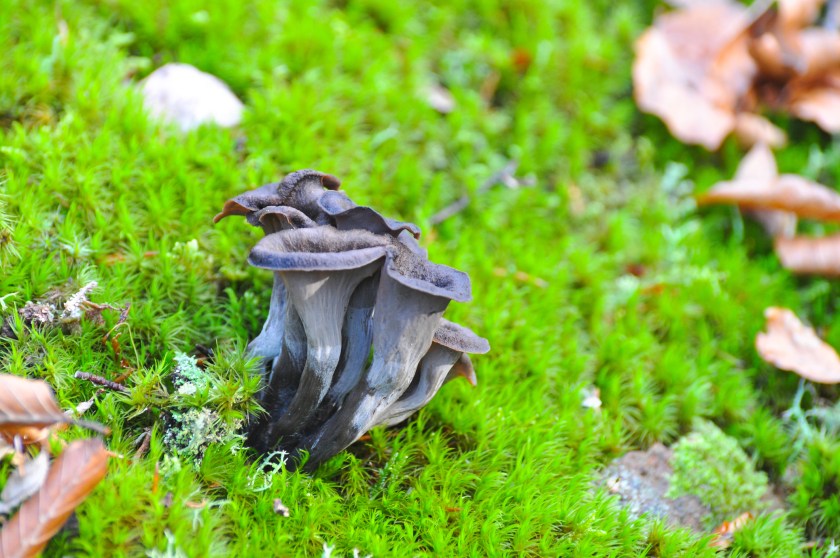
[1,0,839,556]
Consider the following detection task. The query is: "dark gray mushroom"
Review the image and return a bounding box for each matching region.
[214,169,339,224]
[245,301,308,452]
[318,190,421,238]
[245,206,318,365]
[275,169,341,221]
[375,320,489,427]
[301,241,471,469]
[324,274,379,406]
[213,182,283,224]
[252,205,318,232]
[248,227,390,450]
[397,229,427,257]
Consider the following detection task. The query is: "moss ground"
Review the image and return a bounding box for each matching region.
[1,0,839,555]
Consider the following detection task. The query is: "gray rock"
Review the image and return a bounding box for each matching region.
[140,63,243,131]
[599,443,710,532]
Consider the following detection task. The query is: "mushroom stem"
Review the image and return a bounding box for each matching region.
[244,207,317,370]
[262,261,382,449]
[301,272,449,469]
[246,274,287,369]
[294,275,379,438]
[247,303,306,452]
[375,345,462,428]
[325,274,378,405]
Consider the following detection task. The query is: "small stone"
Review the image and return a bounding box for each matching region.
[425,84,456,114]
[140,63,244,132]
[598,443,710,532]
[273,498,290,516]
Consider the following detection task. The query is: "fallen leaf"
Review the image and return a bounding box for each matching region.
[698,165,840,223]
[0,438,109,558]
[0,452,50,516]
[633,1,758,149]
[732,113,787,149]
[699,143,797,237]
[710,511,754,549]
[756,307,840,383]
[787,70,840,132]
[779,0,825,30]
[775,234,840,275]
[0,375,107,439]
[0,375,73,430]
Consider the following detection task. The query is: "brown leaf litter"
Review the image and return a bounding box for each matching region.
[756,307,840,383]
[634,0,840,149]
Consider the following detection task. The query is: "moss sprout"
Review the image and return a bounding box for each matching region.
[667,419,769,524]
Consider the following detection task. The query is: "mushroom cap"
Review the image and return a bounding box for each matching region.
[445,353,477,386]
[248,226,389,272]
[278,169,341,200]
[251,205,318,231]
[319,190,422,239]
[397,230,427,257]
[433,319,490,354]
[384,241,472,302]
[276,169,341,220]
[214,182,283,223]
[214,170,340,224]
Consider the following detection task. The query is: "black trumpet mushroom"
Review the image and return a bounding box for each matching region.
[216,169,489,470]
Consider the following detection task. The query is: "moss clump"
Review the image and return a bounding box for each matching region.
[667,420,768,524]
[162,352,246,465]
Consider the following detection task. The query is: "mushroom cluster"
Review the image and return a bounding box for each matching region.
[215,170,489,470]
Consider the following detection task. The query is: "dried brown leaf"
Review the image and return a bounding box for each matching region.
[0,375,107,437]
[633,1,758,149]
[787,71,840,132]
[792,28,840,79]
[0,438,109,558]
[699,171,840,222]
[0,375,71,430]
[732,113,788,149]
[710,511,754,549]
[779,0,825,30]
[734,141,777,182]
[756,307,840,383]
[699,143,798,237]
[775,234,840,275]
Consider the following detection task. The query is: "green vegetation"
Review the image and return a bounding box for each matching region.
[668,420,768,526]
[1,0,839,555]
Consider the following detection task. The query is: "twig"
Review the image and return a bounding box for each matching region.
[429,160,522,225]
[133,428,151,462]
[70,419,111,436]
[74,371,129,393]
[102,302,131,340]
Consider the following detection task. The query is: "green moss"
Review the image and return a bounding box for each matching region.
[668,420,768,524]
[0,0,835,554]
